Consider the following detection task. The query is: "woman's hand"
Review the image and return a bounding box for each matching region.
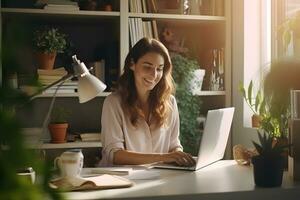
[163,151,196,167]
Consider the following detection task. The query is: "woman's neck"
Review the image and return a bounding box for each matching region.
[136,88,149,105]
[136,91,151,123]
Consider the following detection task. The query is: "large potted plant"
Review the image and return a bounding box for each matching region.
[48,106,71,143]
[239,80,266,128]
[279,11,300,55]
[33,26,67,70]
[1,23,61,199]
[251,130,290,187]
[171,53,202,155]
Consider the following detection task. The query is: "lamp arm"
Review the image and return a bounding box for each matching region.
[29,73,74,101]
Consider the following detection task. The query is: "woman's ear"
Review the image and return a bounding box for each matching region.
[129,60,135,71]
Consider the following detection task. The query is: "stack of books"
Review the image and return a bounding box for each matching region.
[38,67,77,94]
[43,0,80,11]
[80,133,101,142]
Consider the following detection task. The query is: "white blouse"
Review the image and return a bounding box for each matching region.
[99,92,183,166]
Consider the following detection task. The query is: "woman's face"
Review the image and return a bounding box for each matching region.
[130,52,164,95]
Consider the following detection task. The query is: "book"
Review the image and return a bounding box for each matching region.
[151,20,159,40]
[43,88,77,94]
[39,75,65,80]
[80,133,101,142]
[84,167,133,176]
[93,60,105,82]
[46,0,78,6]
[49,175,133,191]
[37,67,67,76]
[44,5,80,11]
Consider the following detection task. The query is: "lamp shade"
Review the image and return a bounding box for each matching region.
[78,74,107,103]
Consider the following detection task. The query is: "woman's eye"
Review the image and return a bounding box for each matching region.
[143,65,152,69]
[157,68,163,72]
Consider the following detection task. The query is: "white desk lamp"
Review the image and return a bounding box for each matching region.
[30,55,106,103]
[29,55,107,142]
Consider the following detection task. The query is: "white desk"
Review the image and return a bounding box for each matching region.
[65,160,300,200]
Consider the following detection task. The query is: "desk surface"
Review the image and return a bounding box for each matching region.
[65,160,300,200]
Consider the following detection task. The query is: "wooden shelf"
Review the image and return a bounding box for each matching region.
[33,92,111,98]
[129,13,225,21]
[194,91,226,96]
[29,141,102,149]
[1,8,120,18]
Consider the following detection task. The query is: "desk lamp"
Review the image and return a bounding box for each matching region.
[29,55,107,142]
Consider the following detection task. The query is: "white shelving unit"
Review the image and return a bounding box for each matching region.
[33,92,111,98]
[1,8,120,17]
[29,141,102,149]
[1,0,231,151]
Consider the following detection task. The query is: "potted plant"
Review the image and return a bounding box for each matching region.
[48,106,71,143]
[33,26,67,70]
[279,11,300,54]
[171,53,202,155]
[239,80,266,128]
[251,130,290,187]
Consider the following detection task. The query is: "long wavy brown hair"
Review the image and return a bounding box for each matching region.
[117,37,174,127]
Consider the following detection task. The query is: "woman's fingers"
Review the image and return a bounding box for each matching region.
[168,151,196,166]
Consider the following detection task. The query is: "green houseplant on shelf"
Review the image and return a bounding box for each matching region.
[171,53,202,155]
[33,26,67,70]
[239,80,266,128]
[48,106,71,144]
[251,130,290,187]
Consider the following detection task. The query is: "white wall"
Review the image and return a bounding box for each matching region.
[232,0,262,148]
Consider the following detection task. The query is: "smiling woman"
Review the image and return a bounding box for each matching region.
[99,37,196,167]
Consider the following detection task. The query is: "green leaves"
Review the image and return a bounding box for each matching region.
[50,106,71,124]
[252,130,290,157]
[33,26,67,53]
[248,80,253,106]
[239,80,264,115]
[171,54,202,155]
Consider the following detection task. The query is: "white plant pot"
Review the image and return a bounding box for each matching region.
[190,69,205,95]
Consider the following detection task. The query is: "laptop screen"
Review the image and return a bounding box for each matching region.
[195,107,234,170]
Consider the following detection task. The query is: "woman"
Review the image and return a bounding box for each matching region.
[100,38,195,167]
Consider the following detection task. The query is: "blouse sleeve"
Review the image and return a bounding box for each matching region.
[101,94,125,165]
[169,96,183,152]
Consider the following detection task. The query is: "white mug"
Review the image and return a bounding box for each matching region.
[54,149,84,178]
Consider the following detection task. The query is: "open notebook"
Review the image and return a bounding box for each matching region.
[49,175,133,191]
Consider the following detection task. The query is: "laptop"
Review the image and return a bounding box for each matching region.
[154,107,235,171]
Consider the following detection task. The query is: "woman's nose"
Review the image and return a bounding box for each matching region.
[149,68,157,78]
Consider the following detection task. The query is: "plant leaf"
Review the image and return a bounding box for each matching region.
[255,90,261,113]
[259,98,266,115]
[257,130,264,145]
[238,82,246,99]
[248,80,253,106]
[252,141,263,155]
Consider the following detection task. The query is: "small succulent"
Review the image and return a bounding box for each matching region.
[50,106,71,124]
[252,130,290,158]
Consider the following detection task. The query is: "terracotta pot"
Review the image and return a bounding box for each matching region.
[48,123,68,143]
[35,52,57,70]
[252,114,262,128]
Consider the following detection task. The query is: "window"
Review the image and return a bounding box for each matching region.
[276,0,300,57]
[232,0,300,147]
